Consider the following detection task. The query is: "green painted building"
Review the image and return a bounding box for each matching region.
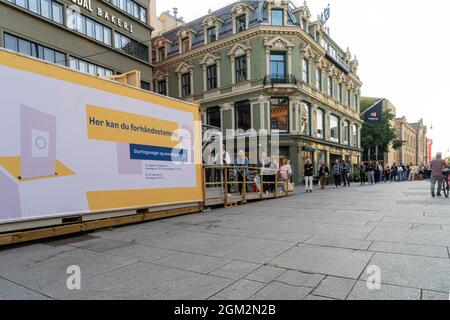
[153,0,364,184]
[0,0,154,88]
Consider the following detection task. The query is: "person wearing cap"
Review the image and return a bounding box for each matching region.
[430,152,449,197]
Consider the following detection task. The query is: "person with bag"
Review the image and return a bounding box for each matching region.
[319,162,330,190]
[359,162,367,185]
[304,159,314,193]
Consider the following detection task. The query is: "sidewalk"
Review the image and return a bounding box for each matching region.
[1,181,450,300]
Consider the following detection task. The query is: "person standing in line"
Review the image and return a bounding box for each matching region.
[397,163,404,182]
[260,152,271,193]
[379,162,384,182]
[391,163,398,182]
[304,159,314,193]
[374,162,380,183]
[367,161,375,185]
[384,165,391,182]
[332,159,342,188]
[236,150,249,195]
[402,163,408,181]
[359,162,367,185]
[280,159,292,192]
[287,159,294,183]
[319,162,330,190]
[430,152,448,197]
[342,160,351,187]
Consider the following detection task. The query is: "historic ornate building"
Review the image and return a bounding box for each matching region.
[151,0,363,183]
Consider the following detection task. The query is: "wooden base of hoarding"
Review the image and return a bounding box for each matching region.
[0,205,201,246]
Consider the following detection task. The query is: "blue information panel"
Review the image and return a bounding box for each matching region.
[130,144,187,162]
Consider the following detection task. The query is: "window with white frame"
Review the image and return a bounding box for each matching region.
[330,114,339,143]
[352,124,358,147]
[316,108,324,139]
[207,64,217,90]
[302,58,309,83]
[327,76,333,97]
[316,68,322,90]
[235,55,247,82]
[181,73,191,97]
[343,120,350,145]
[271,9,284,26]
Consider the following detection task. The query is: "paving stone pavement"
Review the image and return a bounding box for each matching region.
[1,181,450,300]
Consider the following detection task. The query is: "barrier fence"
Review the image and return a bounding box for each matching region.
[203,165,293,207]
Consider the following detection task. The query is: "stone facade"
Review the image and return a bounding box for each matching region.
[152,0,364,183]
[395,117,428,166]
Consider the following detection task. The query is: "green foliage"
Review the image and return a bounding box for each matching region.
[361,108,403,154]
[360,99,377,113]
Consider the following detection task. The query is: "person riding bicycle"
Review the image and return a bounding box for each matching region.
[430,152,449,197]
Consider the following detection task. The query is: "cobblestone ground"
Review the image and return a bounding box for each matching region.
[1,180,450,300]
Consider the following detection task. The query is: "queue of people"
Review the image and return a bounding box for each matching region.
[358,161,432,186]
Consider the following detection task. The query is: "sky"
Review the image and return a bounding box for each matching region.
[156,0,449,157]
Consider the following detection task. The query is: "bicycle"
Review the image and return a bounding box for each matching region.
[443,170,450,198]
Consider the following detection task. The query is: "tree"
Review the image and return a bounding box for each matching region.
[361,104,404,161]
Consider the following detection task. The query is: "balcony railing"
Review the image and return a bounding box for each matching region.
[263,74,298,86]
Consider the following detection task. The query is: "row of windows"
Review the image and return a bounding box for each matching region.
[3,34,154,90]
[6,0,63,24]
[114,32,149,62]
[105,0,147,23]
[69,56,113,77]
[205,99,359,147]
[67,9,112,46]
[66,10,148,62]
[4,33,66,65]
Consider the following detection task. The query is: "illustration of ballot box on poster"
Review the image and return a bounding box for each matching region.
[0,106,75,221]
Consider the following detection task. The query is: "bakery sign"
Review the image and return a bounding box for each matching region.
[70,0,134,33]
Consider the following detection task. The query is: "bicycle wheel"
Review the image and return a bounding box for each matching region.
[444,178,450,198]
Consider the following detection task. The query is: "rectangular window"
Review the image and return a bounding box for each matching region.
[69,56,113,77]
[354,94,359,111]
[51,2,62,24]
[86,19,94,38]
[302,58,309,83]
[18,38,32,56]
[181,73,191,97]
[43,47,55,63]
[207,65,217,90]
[157,47,165,61]
[327,76,333,97]
[270,97,289,132]
[235,56,247,82]
[29,0,39,13]
[352,124,358,147]
[41,0,50,18]
[330,114,339,143]
[300,102,311,136]
[140,81,150,91]
[95,22,104,42]
[269,52,286,80]
[182,37,190,53]
[207,27,217,43]
[16,0,27,9]
[271,9,283,26]
[207,106,221,128]
[347,89,351,106]
[114,32,149,62]
[343,120,350,145]
[316,108,324,139]
[54,51,65,65]
[338,83,343,103]
[157,80,167,95]
[235,100,251,131]
[4,33,18,51]
[107,0,147,22]
[316,69,322,90]
[236,15,246,32]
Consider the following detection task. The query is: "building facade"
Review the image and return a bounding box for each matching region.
[0,0,154,88]
[152,0,363,184]
[395,117,428,165]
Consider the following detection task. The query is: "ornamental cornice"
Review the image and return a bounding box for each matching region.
[156,26,327,69]
[227,41,252,57]
[200,52,222,66]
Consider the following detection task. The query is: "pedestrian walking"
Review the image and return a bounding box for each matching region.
[332,159,342,188]
[319,162,330,190]
[367,161,375,185]
[304,159,314,193]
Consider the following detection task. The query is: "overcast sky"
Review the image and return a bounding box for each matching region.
[157,0,448,158]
